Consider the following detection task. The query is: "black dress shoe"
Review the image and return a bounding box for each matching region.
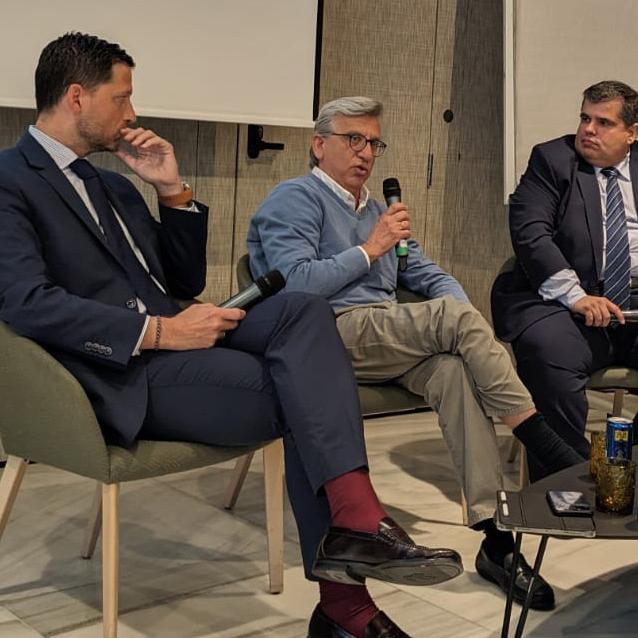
[312,517,463,586]
[475,542,555,610]
[307,605,412,637]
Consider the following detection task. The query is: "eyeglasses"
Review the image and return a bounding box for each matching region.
[326,133,387,157]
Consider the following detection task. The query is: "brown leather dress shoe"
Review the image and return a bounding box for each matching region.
[307,605,412,637]
[312,517,463,586]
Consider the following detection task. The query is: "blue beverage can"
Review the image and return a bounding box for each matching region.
[606,417,633,461]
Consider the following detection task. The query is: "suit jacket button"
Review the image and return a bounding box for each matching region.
[84,341,92,351]
[126,298,137,309]
[105,347,113,356]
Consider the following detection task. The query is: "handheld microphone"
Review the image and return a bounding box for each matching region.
[219,270,285,310]
[611,309,638,324]
[382,177,408,272]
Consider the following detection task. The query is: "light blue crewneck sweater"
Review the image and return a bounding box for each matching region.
[247,173,468,310]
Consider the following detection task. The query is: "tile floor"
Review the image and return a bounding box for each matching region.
[1,401,638,637]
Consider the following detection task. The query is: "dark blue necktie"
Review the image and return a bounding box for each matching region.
[602,167,631,310]
[70,159,177,315]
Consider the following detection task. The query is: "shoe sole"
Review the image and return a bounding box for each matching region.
[313,556,463,586]
[475,564,555,611]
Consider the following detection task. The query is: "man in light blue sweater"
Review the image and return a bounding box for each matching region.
[248,97,585,617]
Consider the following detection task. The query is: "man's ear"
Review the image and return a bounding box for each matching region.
[629,122,638,145]
[311,134,325,162]
[64,83,84,114]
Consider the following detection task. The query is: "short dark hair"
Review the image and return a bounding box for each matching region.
[582,80,638,127]
[35,32,135,113]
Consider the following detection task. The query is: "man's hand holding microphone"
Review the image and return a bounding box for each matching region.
[361,178,411,268]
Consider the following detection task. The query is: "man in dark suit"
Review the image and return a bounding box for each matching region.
[492,80,638,466]
[0,32,463,638]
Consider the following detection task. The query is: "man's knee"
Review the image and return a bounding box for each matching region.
[273,291,336,325]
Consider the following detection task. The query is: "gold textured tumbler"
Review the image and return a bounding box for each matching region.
[590,430,607,477]
[595,459,636,515]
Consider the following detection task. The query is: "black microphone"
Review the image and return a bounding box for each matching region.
[382,177,408,272]
[219,270,285,309]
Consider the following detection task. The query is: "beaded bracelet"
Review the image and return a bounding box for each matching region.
[153,316,162,350]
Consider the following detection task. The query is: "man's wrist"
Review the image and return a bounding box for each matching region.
[154,177,192,199]
[361,242,379,263]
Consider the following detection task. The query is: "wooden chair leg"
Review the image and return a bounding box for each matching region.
[507,437,520,464]
[612,389,626,417]
[263,439,284,594]
[82,482,103,559]
[102,483,119,638]
[519,447,529,488]
[223,452,255,510]
[0,456,28,540]
[460,490,469,526]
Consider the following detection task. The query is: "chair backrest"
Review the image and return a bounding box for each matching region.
[0,321,111,479]
[237,253,253,289]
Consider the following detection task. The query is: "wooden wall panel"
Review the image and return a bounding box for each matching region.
[426,0,506,320]
[319,0,439,249]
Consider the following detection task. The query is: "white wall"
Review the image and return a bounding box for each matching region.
[0,0,319,127]
[504,0,638,197]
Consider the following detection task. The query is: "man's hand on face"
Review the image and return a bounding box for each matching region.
[115,127,184,198]
[361,202,411,263]
[142,304,246,351]
[571,294,625,327]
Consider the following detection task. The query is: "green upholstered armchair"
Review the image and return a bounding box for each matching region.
[0,320,284,638]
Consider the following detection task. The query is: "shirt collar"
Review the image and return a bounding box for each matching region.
[312,166,370,212]
[594,150,631,181]
[28,125,79,170]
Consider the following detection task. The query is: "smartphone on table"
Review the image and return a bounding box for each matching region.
[546,490,593,517]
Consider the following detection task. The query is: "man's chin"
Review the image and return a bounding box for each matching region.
[576,142,600,165]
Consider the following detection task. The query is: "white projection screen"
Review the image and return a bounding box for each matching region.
[0,0,321,127]
[504,0,638,200]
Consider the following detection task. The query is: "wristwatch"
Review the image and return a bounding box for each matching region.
[159,181,193,207]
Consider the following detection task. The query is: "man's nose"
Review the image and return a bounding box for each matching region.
[124,101,136,124]
[358,141,374,160]
[584,120,596,135]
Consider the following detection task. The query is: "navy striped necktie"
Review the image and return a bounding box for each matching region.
[602,167,631,310]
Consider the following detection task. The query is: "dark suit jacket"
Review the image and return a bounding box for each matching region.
[0,133,208,445]
[491,135,638,342]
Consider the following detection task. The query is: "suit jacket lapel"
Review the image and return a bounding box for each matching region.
[576,157,604,280]
[17,134,120,259]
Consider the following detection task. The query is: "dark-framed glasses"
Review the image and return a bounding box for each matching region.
[327,132,387,157]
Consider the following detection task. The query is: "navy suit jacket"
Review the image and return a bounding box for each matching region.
[491,135,638,343]
[0,133,208,444]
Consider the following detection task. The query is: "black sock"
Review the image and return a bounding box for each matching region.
[472,519,514,564]
[513,412,585,481]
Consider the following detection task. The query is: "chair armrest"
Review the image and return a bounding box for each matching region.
[0,322,110,480]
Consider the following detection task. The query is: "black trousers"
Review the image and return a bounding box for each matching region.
[513,309,638,460]
[139,292,368,576]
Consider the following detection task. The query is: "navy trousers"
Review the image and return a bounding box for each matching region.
[138,292,368,576]
[513,310,638,461]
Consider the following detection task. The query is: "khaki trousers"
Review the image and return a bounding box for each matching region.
[336,297,535,526]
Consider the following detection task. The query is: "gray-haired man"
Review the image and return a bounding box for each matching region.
[248,96,585,614]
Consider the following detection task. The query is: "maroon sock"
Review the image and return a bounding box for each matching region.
[323,468,386,532]
[319,581,378,637]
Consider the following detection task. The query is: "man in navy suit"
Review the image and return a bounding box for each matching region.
[0,32,463,638]
[492,81,638,465]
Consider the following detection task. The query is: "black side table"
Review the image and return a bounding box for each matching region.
[499,453,638,638]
